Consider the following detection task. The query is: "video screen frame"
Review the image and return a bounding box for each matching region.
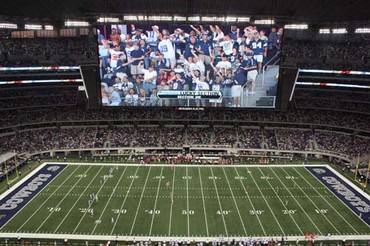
[98,23,283,108]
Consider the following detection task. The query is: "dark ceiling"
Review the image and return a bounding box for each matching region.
[0,0,369,24]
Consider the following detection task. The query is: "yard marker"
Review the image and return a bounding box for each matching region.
[246,167,285,235]
[149,166,164,236]
[53,166,105,233]
[293,167,361,234]
[269,167,321,234]
[197,167,209,237]
[221,167,248,237]
[210,167,229,237]
[185,166,190,237]
[91,166,129,234]
[16,165,82,233]
[129,167,153,235]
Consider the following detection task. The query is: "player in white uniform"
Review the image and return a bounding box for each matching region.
[158,35,176,69]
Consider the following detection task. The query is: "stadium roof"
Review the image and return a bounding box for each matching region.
[0,0,370,24]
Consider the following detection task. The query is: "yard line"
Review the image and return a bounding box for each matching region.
[293,167,362,234]
[91,166,129,234]
[110,166,141,234]
[35,165,95,232]
[221,167,248,236]
[54,166,103,233]
[129,166,152,235]
[268,167,322,234]
[16,165,81,232]
[168,167,176,236]
[210,167,229,237]
[197,167,209,237]
[185,166,190,237]
[72,166,111,233]
[256,167,304,235]
[233,167,266,236]
[245,166,285,235]
[280,167,340,234]
[149,167,164,236]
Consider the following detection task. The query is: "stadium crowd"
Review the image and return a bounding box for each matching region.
[0,124,369,160]
[0,37,97,66]
[282,39,370,70]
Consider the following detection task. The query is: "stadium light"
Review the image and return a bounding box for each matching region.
[284,24,308,30]
[188,16,200,22]
[44,25,54,30]
[355,28,370,34]
[332,28,347,34]
[137,15,146,21]
[319,28,330,34]
[201,16,225,22]
[148,16,172,21]
[0,23,17,29]
[225,16,237,22]
[65,20,89,27]
[25,24,43,30]
[173,16,187,21]
[123,15,138,21]
[97,17,120,23]
[237,17,250,22]
[254,19,275,25]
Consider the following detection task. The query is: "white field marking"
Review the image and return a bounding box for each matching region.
[149,166,164,236]
[269,167,322,234]
[15,165,79,232]
[110,166,141,234]
[0,163,52,200]
[255,167,304,235]
[326,165,370,200]
[37,193,336,200]
[129,166,152,235]
[325,165,370,227]
[294,167,364,233]
[44,184,326,192]
[35,165,95,232]
[168,167,176,236]
[72,166,111,233]
[1,232,370,243]
[209,167,229,237]
[55,166,104,233]
[45,162,313,168]
[233,167,266,236]
[91,166,129,234]
[221,167,248,236]
[197,167,209,237]
[245,166,285,235]
[282,167,341,234]
[185,166,190,237]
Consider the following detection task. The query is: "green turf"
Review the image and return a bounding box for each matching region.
[1,164,369,238]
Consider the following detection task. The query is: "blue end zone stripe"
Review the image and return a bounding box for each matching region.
[0,164,66,228]
[305,166,370,226]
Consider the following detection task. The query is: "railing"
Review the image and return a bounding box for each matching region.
[262,50,281,88]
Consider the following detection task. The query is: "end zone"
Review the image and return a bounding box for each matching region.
[0,164,66,227]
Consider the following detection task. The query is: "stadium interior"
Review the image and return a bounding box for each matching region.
[0,0,369,245]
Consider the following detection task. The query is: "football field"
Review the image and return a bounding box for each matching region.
[0,163,369,242]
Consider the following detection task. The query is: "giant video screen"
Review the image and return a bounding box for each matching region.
[98,23,283,108]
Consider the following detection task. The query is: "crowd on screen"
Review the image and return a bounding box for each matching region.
[0,37,97,67]
[98,24,283,107]
[0,125,369,160]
